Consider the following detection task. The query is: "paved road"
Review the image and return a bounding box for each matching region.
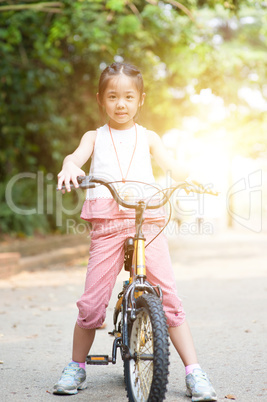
[1,230,266,401]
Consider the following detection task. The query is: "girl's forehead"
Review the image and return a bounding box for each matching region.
[105,74,139,93]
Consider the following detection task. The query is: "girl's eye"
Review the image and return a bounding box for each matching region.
[127,96,134,100]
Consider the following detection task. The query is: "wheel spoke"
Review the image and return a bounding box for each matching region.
[129,309,153,400]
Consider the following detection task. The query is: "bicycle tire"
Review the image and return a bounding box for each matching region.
[124,293,170,402]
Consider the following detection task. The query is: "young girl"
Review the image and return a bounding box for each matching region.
[55,62,217,401]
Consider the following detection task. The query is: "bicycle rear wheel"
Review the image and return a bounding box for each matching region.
[124,293,169,402]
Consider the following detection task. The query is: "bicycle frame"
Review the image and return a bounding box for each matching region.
[110,199,163,364]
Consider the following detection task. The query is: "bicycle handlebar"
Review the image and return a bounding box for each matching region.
[57,175,219,210]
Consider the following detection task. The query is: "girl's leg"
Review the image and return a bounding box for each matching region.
[74,219,134,359]
[169,321,198,366]
[76,220,128,331]
[53,322,92,394]
[72,323,96,363]
[54,219,129,395]
[143,225,198,365]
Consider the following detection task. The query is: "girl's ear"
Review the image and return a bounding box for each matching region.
[139,92,146,107]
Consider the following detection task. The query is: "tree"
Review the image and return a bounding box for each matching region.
[1,0,266,235]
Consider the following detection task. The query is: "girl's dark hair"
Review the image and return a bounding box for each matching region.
[98,62,144,104]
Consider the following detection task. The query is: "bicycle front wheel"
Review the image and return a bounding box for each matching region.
[124,293,169,402]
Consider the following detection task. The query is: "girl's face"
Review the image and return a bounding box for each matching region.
[98,74,145,130]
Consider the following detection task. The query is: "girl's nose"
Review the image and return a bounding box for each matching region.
[116,98,125,108]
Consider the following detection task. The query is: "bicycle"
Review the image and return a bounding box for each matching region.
[59,175,218,402]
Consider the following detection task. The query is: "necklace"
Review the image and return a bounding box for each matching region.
[108,122,137,183]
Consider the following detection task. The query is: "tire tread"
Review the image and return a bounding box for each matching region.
[124,293,170,401]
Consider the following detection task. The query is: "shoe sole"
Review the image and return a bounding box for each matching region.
[53,381,87,395]
[186,388,217,402]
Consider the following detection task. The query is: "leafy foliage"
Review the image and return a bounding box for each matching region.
[1,0,267,235]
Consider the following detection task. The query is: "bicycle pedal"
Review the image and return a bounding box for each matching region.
[86,355,111,365]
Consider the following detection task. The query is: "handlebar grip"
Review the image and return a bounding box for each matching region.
[57,180,97,191]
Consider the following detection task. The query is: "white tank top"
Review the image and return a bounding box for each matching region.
[86,124,156,201]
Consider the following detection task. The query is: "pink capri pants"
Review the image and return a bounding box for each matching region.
[76,218,185,329]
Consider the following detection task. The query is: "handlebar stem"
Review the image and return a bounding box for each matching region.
[135,201,146,239]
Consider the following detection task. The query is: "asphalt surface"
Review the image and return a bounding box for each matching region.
[0,229,267,402]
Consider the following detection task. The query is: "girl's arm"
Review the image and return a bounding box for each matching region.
[57,130,97,192]
[147,130,188,182]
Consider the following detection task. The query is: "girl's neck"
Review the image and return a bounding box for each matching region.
[108,119,135,131]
